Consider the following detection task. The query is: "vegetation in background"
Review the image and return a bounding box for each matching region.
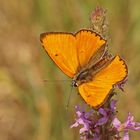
[0,0,140,140]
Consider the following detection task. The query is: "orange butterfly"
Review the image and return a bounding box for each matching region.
[40,29,127,108]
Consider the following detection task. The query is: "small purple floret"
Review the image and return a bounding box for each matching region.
[112,112,140,139]
[96,100,117,127]
[70,105,94,135]
[117,77,128,91]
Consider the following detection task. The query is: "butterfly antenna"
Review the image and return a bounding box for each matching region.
[43,79,71,83]
[66,86,73,110]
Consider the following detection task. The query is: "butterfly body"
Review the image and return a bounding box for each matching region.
[40,29,128,108]
[72,52,113,87]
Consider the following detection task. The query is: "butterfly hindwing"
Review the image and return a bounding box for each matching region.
[78,55,127,108]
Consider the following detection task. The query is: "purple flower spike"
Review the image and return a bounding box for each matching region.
[71,101,140,140]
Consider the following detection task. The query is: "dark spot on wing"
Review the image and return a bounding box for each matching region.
[55,54,58,56]
[87,95,91,97]
[80,50,84,53]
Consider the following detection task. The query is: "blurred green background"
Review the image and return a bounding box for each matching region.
[0,0,140,140]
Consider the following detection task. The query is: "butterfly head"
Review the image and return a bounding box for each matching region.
[72,78,86,87]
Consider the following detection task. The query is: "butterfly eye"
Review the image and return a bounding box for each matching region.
[72,80,78,87]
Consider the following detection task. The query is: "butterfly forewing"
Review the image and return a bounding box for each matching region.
[76,30,106,69]
[40,32,78,78]
[40,29,106,78]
